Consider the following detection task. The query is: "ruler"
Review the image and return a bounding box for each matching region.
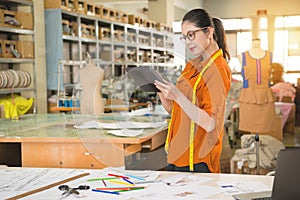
[6,172,90,200]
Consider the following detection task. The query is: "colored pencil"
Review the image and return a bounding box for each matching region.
[92,189,120,195]
[87,177,119,181]
[96,186,145,191]
[107,173,129,179]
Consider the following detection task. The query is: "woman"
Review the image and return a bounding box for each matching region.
[154,8,231,173]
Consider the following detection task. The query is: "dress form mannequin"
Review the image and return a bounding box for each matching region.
[80,62,105,116]
[238,39,276,133]
[248,39,265,59]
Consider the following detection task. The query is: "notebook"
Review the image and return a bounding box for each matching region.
[232,148,300,200]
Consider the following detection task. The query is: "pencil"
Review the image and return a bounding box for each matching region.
[115,187,146,192]
[95,186,145,190]
[102,180,107,187]
[122,178,134,184]
[109,179,134,186]
[92,189,120,195]
[107,173,129,179]
[125,174,145,181]
[87,177,119,181]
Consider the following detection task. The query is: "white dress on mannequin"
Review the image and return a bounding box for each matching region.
[79,62,105,116]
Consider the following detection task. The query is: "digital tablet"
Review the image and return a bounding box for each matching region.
[127,66,165,92]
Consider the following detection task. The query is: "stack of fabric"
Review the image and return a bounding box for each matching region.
[230,134,285,174]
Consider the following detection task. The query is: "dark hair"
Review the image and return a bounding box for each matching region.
[182,8,230,61]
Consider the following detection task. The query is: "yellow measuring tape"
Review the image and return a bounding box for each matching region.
[165,49,222,171]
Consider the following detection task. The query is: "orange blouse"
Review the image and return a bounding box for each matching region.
[166,50,231,173]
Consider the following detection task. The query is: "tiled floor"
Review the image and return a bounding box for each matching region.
[220,125,300,173]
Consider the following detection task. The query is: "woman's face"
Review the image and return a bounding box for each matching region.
[181,21,212,57]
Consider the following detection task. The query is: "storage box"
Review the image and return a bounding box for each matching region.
[44,0,61,9]
[67,0,75,11]
[98,27,111,40]
[139,18,146,27]
[16,41,34,58]
[0,9,3,26]
[113,30,124,42]
[231,160,269,175]
[60,0,68,10]
[3,40,17,58]
[85,2,95,16]
[0,39,3,57]
[94,5,103,18]
[128,14,139,26]
[69,21,78,36]
[101,7,110,20]
[16,11,33,30]
[2,10,18,28]
[75,0,85,14]
[44,0,73,10]
[156,22,167,31]
[115,10,126,23]
[145,20,156,29]
[81,24,95,39]
[108,9,116,21]
[62,19,70,35]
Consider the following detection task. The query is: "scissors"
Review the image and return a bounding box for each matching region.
[58,185,90,198]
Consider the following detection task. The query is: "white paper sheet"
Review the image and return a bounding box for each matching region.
[75,120,167,129]
[107,129,144,137]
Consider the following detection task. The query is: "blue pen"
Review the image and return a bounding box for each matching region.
[92,189,120,195]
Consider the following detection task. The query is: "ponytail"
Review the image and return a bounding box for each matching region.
[212,17,230,61]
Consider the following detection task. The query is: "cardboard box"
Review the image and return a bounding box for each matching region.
[94,5,103,18]
[101,7,110,20]
[62,19,70,35]
[44,0,60,9]
[81,24,95,39]
[16,41,34,58]
[3,40,17,58]
[98,27,111,40]
[69,21,78,36]
[120,12,128,24]
[2,10,17,28]
[0,39,3,57]
[85,2,95,16]
[231,160,269,175]
[16,11,33,30]
[0,9,3,26]
[44,0,74,10]
[128,14,139,26]
[75,0,85,14]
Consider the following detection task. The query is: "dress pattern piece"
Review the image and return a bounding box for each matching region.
[238,51,276,133]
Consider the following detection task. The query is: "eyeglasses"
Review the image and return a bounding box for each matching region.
[180,27,208,43]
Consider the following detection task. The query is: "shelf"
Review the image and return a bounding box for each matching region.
[0,0,38,115]
[0,58,34,63]
[0,26,34,35]
[0,87,35,94]
[45,4,175,105]
[51,107,80,111]
[3,0,33,6]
